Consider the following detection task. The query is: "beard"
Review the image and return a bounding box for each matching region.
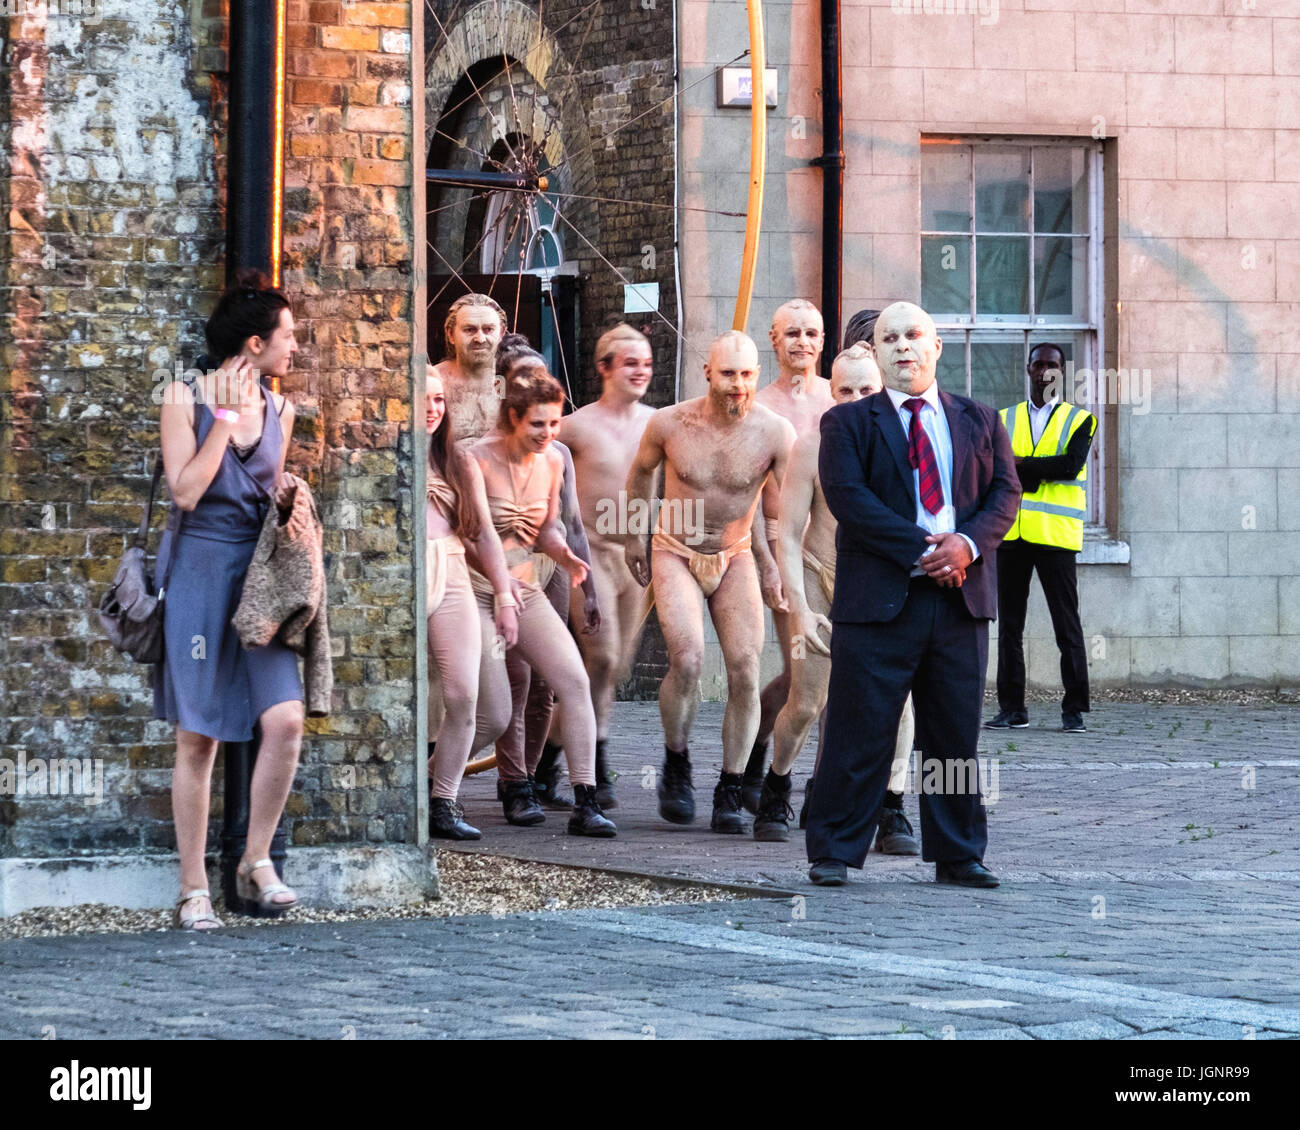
[711,387,753,419]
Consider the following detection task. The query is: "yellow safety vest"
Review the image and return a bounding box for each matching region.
[1000,400,1093,552]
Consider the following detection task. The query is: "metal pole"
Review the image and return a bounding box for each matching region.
[811,0,843,377]
[220,0,287,916]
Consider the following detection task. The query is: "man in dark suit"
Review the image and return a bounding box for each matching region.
[806,302,1021,888]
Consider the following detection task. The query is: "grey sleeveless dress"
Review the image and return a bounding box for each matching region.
[152,387,304,741]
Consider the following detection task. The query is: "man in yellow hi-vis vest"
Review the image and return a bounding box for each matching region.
[985,344,1096,734]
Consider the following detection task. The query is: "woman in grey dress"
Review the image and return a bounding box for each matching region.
[155,271,305,929]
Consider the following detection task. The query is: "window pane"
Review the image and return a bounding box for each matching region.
[970,337,1025,410]
[936,333,968,397]
[922,144,971,231]
[1035,236,1089,320]
[974,149,1029,232]
[1034,147,1087,234]
[975,236,1029,316]
[921,235,970,316]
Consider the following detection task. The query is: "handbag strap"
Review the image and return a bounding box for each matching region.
[132,457,164,549]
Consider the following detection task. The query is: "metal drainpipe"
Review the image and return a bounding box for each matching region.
[220,0,286,916]
[810,0,843,377]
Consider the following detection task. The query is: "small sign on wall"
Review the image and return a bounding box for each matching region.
[624,282,660,314]
[716,66,778,108]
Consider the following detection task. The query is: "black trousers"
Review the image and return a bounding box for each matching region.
[996,540,1090,714]
[806,578,989,868]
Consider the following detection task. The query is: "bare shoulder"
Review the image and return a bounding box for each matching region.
[790,429,820,474]
[750,402,797,444]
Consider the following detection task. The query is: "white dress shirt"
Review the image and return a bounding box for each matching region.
[1028,398,1058,446]
[884,384,980,573]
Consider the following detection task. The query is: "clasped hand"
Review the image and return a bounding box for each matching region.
[920,532,972,588]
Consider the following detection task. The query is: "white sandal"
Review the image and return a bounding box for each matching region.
[174,888,223,931]
[236,858,298,912]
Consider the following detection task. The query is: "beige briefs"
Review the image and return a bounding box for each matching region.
[426,533,466,613]
[651,527,753,599]
[802,545,836,607]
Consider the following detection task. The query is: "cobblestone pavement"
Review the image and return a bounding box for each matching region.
[1,701,1297,1040]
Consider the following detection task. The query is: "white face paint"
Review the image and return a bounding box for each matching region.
[873,303,941,396]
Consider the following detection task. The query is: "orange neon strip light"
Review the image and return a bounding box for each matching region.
[270,0,286,288]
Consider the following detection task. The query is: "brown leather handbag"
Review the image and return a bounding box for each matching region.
[96,457,182,664]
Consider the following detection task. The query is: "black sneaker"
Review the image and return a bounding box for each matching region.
[567,784,617,837]
[1062,711,1087,733]
[594,738,618,810]
[658,751,696,825]
[428,797,481,841]
[873,807,919,855]
[501,779,545,826]
[533,743,573,809]
[753,772,794,842]
[741,740,768,814]
[711,774,749,834]
[799,774,815,830]
[984,708,1029,729]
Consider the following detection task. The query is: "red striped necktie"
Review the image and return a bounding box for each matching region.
[903,397,944,516]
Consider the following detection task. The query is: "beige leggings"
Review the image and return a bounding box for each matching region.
[426,541,482,800]
[470,581,597,787]
[775,559,914,788]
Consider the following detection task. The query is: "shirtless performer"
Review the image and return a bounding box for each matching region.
[755,344,919,852]
[560,324,656,810]
[742,299,835,811]
[436,292,508,444]
[625,331,796,833]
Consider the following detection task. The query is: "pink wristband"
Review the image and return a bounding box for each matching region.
[214,408,239,423]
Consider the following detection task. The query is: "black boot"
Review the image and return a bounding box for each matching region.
[799,775,814,830]
[594,738,618,810]
[533,742,573,809]
[568,784,617,837]
[741,739,768,814]
[711,771,749,834]
[501,778,545,826]
[753,769,794,842]
[429,797,481,840]
[658,747,695,825]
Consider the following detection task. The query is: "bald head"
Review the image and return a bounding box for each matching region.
[830,342,881,405]
[770,299,825,379]
[873,301,942,395]
[704,330,760,418]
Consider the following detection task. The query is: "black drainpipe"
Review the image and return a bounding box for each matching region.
[220,0,285,915]
[809,0,843,377]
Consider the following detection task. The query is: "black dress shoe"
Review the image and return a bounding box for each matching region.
[741,740,768,814]
[711,775,750,834]
[935,859,1000,888]
[874,807,920,855]
[533,742,574,809]
[501,779,546,826]
[1061,711,1087,732]
[808,859,847,886]
[658,750,696,824]
[752,771,794,842]
[798,774,815,830]
[985,708,1029,729]
[428,797,481,841]
[594,738,618,809]
[567,784,617,837]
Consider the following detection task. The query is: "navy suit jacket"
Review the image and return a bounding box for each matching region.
[818,388,1021,623]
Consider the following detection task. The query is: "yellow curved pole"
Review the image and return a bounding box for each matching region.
[732,0,767,332]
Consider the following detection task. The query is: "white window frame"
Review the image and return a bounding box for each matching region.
[921,136,1106,529]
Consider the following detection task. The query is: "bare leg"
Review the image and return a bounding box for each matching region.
[574,540,627,741]
[773,565,832,775]
[649,548,706,753]
[756,607,793,744]
[243,698,304,905]
[173,728,219,894]
[707,552,766,774]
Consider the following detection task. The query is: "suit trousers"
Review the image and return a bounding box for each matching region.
[995,541,1090,714]
[806,577,990,867]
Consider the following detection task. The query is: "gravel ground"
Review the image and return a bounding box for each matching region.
[1011,686,1297,705]
[0,851,738,940]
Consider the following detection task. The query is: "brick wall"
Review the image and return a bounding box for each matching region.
[0,0,425,858]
